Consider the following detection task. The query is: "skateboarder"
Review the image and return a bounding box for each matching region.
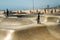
[37,12,41,24]
[6,9,9,17]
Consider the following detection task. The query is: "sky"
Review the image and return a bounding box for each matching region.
[0,0,60,10]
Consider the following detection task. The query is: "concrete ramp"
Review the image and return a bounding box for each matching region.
[0,16,60,40]
[47,24,60,39]
[12,27,58,40]
[0,27,58,40]
[0,18,33,25]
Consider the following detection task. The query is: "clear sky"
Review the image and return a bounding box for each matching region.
[0,0,60,10]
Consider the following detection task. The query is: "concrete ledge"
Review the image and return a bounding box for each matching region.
[0,23,59,31]
[0,24,45,30]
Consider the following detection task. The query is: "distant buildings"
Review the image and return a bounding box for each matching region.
[0,10,4,15]
[10,8,60,14]
[0,7,60,15]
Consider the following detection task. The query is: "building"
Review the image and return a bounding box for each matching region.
[0,7,60,15]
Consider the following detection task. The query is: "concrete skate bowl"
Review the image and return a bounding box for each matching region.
[0,18,34,29]
[0,27,58,40]
[47,24,60,39]
[0,29,7,40]
[12,27,57,40]
[2,18,34,25]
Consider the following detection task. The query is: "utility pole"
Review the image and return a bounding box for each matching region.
[33,0,34,13]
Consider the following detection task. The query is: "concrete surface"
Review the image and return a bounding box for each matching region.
[0,15,60,40]
[0,27,59,40]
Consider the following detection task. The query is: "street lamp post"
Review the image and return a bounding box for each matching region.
[33,0,34,13]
